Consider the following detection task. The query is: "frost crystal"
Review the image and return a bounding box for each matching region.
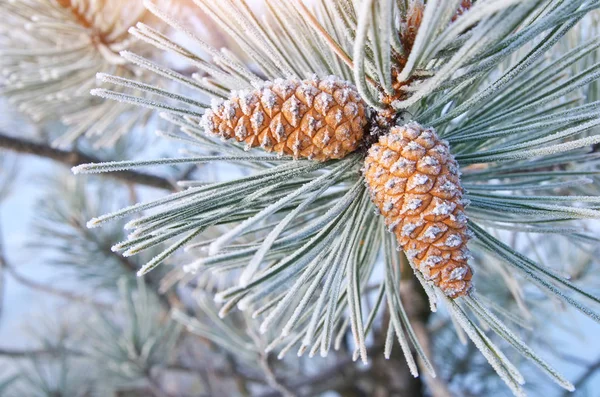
[388,219,401,232]
[383,149,396,161]
[316,92,333,109]
[406,249,421,259]
[345,102,358,117]
[274,122,285,139]
[449,267,468,281]
[405,198,422,211]
[432,201,456,216]
[298,83,317,106]
[222,101,237,120]
[391,158,414,173]
[406,141,424,151]
[423,226,442,240]
[412,174,429,186]
[262,88,277,110]
[445,234,462,247]
[334,109,343,124]
[401,222,418,237]
[385,177,400,189]
[234,124,248,139]
[383,200,394,211]
[338,88,350,103]
[422,156,439,166]
[251,110,264,129]
[261,134,272,148]
[440,180,458,192]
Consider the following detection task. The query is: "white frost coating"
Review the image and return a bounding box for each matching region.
[403,123,420,139]
[391,158,415,173]
[406,249,421,259]
[333,109,343,125]
[423,255,443,267]
[447,163,460,175]
[456,212,468,225]
[432,201,456,216]
[251,110,264,130]
[405,198,422,211]
[383,200,394,211]
[200,114,214,131]
[210,97,222,112]
[289,96,301,119]
[260,134,272,148]
[406,141,424,151]
[385,177,400,189]
[274,78,296,96]
[274,122,285,139]
[316,92,333,110]
[411,174,429,186]
[338,88,350,103]
[440,180,458,193]
[388,132,403,143]
[445,234,462,247]
[234,124,247,139]
[402,222,418,237]
[382,149,396,161]
[345,102,358,117]
[298,83,318,106]
[449,267,468,281]
[388,219,401,232]
[422,156,439,166]
[261,88,277,110]
[422,225,442,240]
[238,91,255,114]
[461,198,472,207]
[222,101,237,120]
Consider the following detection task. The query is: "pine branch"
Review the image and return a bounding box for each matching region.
[0,132,175,191]
[0,346,83,358]
[3,261,111,310]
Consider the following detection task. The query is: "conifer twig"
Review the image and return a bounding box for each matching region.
[0,132,175,191]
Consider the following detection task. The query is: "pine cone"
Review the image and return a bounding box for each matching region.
[201,76,368,161]
[363,123,473,298]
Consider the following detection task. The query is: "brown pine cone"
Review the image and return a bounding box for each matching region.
[201,76,368,161]
[363,123,473,298]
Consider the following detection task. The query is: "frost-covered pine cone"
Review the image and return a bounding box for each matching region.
[363,123,473,298]
[201,76,368,161]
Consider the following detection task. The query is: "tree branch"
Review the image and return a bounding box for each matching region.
[0,132,175,191]
[0,346,83,358]
[3,261,111,310]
